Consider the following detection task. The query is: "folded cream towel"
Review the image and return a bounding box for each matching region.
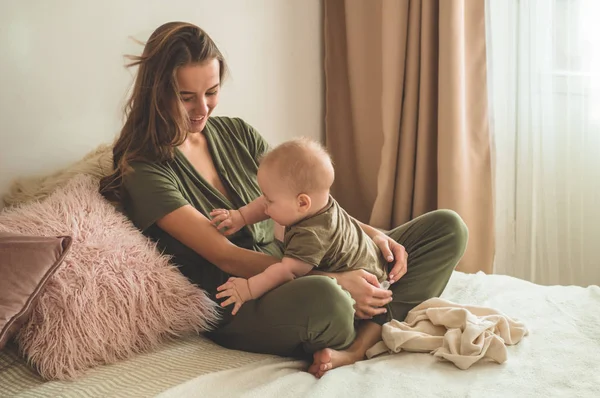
[366,298,528,369]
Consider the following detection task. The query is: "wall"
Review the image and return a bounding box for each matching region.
[0,0,323,202]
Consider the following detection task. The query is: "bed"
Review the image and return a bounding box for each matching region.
[1,147,599,397]
[2,270,599,397]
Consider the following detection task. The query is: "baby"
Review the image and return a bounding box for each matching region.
[210,137,403,376]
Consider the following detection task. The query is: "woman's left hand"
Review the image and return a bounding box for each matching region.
[372,234,408,284]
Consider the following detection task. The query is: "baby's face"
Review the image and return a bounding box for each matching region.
[257,167,304,227]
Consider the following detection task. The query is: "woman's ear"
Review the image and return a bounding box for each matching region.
[297,193,312,213]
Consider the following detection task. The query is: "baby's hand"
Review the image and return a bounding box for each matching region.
[216,277,253,315]
[210,209,246,236]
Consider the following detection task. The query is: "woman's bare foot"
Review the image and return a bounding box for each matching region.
[307,348,363,378]
[308,321,383,378]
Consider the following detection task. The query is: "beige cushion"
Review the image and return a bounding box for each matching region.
[0,232,72,349]
[3,144,113,207]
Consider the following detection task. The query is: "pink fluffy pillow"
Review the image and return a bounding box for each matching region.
[0,174,220,380]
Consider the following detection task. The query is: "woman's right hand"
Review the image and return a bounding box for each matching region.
[333,269,393,319]
[210,209,246,236]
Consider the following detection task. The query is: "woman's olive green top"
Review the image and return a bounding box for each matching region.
[123,117,282,297]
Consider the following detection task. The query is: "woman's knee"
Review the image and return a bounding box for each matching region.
[301,276,355,322]
[298,276,356,351]
[431,209,469,261]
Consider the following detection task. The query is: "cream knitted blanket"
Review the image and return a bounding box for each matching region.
[366,297,528,369]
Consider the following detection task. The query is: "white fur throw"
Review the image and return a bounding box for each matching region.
[0,174,220,380]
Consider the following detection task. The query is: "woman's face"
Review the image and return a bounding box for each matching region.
[176,59,221,133]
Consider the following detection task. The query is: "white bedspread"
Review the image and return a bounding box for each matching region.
[157,271,600,398]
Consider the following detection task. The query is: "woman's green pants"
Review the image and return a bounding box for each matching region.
[207,209,468,358]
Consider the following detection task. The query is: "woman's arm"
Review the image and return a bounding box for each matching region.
[354,219,384,239]
[309,269,392,319]
[354,219,408,283]
[157,204,277,278]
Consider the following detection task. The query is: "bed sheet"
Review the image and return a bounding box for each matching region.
[158,271,600,398]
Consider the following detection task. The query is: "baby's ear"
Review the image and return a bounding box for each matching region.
[297,193,312,212]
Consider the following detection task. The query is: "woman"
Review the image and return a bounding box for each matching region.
[100,21,468,376]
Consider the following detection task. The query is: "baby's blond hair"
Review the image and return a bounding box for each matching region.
[260,137,334,195]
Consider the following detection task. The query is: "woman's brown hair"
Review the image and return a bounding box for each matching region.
[99,21,227,202]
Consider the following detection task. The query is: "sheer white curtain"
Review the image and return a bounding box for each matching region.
[487,0,600,286]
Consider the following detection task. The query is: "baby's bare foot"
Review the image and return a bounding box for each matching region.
[308,348,362,378]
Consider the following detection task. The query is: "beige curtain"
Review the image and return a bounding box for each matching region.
[324,0,494,274]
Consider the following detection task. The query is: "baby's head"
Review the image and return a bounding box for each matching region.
[257,137,334,226]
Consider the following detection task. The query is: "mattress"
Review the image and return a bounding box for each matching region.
[1,271,599,398]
